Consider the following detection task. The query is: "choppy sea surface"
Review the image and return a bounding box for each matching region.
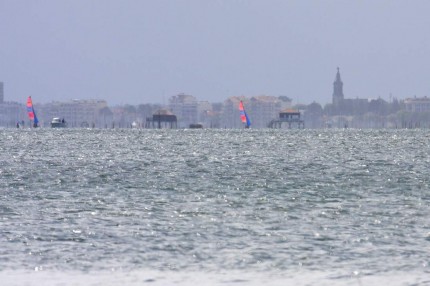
[1,128,430,285]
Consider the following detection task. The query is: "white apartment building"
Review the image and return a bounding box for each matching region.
[221,96,247,129]
[404,96,430,112]
[0,102,25,127]
[168,93,198,128]
[0,82,27,127]
[248,95,291,128]
[197,100,213,127]
[221,95,292,128]
[40,99,110,128]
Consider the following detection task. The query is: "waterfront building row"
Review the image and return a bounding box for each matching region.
[2,72,430,128]
[0,95,292,128]
[1,95,430,129]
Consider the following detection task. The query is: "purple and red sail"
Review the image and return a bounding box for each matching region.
[239,101,251,128]
[26,96,39,127]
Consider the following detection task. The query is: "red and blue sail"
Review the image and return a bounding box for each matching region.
[26,96,39,127]
[239,101,251,128]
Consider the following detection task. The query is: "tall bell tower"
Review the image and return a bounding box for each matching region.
[332,67,344,106]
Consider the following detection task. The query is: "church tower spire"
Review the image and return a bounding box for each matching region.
[332,67,344,106]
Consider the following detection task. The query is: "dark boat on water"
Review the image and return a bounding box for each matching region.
[189,123,203,129]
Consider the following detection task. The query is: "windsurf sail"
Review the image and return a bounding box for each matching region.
[26,96,39,128]
[239,100,251,128]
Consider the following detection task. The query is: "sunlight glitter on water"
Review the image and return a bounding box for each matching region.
[1,129,430,284]
[1,270,430,286]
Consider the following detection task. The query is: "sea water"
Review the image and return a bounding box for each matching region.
[1,128,430,285]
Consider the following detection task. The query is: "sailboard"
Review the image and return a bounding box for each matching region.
[239,100,251,128]
[26,96,39,128]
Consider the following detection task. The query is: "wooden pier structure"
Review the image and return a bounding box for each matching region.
[145,109,177,129]
[268,109,305,129]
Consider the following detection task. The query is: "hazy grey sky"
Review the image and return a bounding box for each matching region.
[1,0,429,105]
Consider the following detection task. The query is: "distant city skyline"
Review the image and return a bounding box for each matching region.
[1,1,430,105]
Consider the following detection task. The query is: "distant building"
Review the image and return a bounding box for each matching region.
[221,96,247,128]
[39,99,109,127]
[221,95,292,128]
[404,96,430,112]
[197,100,215,128]
[0,83,27,127]
[111,105,137,128]
[169,93,198,128]
[248,95,291,128]
[0,102,25,127]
